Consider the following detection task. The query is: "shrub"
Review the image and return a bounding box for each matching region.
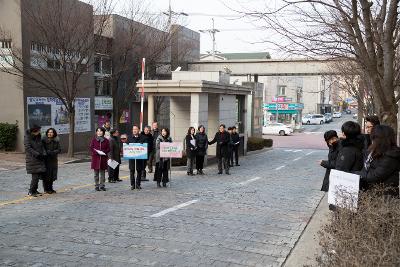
[0,122,18,151]
[247,137,265,151]
[263,138,273,147]
[318,186,400,267]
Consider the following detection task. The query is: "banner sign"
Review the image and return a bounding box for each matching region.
[263,103,304,110]
[123,143,148,159]
[27,97,91,134]
[272,97,292,103]
[160,142,183,158]
[328,169,360,210]
[94,97,113,110]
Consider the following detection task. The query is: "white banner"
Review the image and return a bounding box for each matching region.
[27,97,91,134]
[328,169,360,210]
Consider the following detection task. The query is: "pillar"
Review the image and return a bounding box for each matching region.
[190,93,208,131]
[147,94,154,125]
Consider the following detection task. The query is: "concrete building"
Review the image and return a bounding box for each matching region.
[189,58,339,127]
[0,0,95,152]
[141,71,253,155]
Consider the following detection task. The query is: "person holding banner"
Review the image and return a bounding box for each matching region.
[209,124,231,175]
[89,127,110,191]
[155,128,172,187]
[108,129,122,183]
[185,127,197,176]
[359,125,400,197]
[127,125,146,190]
[141,126,154,181]
[195,125,208,175]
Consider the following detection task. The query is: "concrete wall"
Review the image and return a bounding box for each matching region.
[207,95,219,156]
[219,94,237,127]
[170,96,190,145]
[190,93,208,130]
[302,77,320,114]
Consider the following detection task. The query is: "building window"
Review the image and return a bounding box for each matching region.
[277,85,286,96]
[1,40,12,49]
[95,78,112,96]
[94,55,112,75]
[0,40,13,68]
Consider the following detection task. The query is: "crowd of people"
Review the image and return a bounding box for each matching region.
[319,115,400,208]
[24,121,242,195]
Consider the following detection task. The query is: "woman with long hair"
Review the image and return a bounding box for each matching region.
[89,127,110,191]
[195,125,208,175]
[185,126,197,176]
[360,125,400,197]
[154,128,172,187]
[42,128,61,193]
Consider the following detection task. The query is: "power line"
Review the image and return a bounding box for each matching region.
[199,18,220,60]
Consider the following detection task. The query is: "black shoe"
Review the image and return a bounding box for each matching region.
[116,179,123,182]
[136,185,142,190]
[141,178,149,181]
[218,171,223,175]
[225,171,230,175]
[109,180,116,183]
[187,172,191,176]
[236,164,240,166]
[45,191,53,194]
[162,183,167,187]
[100,187,106,191]
[229,164,234,167]
[157,182,161,188]
[34,191,42,195]
[51,190,57,194]
[95,187,100,191]
[131,186,135,190]
[28,192,38,197]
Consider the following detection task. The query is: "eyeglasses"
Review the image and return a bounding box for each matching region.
[365,126,373,129]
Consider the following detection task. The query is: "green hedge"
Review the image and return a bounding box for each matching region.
[0,122,18,151]
[247,137,273,151]
[263,138,273,148]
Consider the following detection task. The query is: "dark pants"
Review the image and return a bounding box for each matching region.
[148,151,155,172]
[196,155,205,170]
[142,160,148,178]
[29,173,44,193]
[130,160,144,188]
[154,160,169,184]
[187,157,195,173]
[108,165,120,181]
[230,145,239,165]
[217,157,229,172]
[43,176,53,192]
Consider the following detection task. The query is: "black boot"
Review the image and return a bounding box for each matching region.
[162,182,167,187]
[157,182,161,188]
[225,170,230,175]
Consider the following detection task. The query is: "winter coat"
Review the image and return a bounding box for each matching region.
[360,147,400,197]
[231,133,240,147]
[89,136,110,170]
[208,131,230,158]
[156,135,173,163]
[320,142,340,192]
[141,132,154,155]
[108,135,121,163]
[185,134,197,159]
[127,134,146,170]
[152,128,160,144]
[24,130,46,174]
[335,137,364,173]
[195,132,208,156]
[42,136,61,180]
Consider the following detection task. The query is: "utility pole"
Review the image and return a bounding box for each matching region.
[199,18,220,60]
[163,0,188,28]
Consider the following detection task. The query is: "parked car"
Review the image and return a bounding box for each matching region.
[302,114,325,125]
[345,109,352,114]
[333,112,342,118]
[324,113,333,123]
[262,123,293,136]
[353,113,358,119]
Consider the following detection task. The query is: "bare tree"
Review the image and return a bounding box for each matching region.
[0,0,114,157]
[235,0,400,132]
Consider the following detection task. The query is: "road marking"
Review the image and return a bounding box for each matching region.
[306,151,315,156]
[0,167,8,171]
[150,199,199,218]
[293,157,302,161]
[237,176,262,186]
[284,149,293,152]
[275,165,286,170]
[293,149,303,153]
[0,175,129,208]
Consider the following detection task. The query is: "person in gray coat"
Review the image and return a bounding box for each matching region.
[25,124,47,197]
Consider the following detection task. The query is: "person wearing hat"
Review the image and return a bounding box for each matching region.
[319,130,340,194]
[24,124,47,197]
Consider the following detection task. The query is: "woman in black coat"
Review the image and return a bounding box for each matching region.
[195,125,208,175]
[185,127,197,176]
[108,129,122,183]
[319,130,340,192]
[42,128,61,194]
[360,125,400,197]
[24,124,47,197]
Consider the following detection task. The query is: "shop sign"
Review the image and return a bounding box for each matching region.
[272,97,293,102]
[95,97,113,110]
[263,103,304,110]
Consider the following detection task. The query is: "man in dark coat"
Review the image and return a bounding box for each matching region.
[335,121,364,173]
[230,126,240,166]
[208,124,231,175]
[108,129,122,183]
[24,124,47,197]
[147,122,159,173]
[141,126,153,181]
[127,125,146,190]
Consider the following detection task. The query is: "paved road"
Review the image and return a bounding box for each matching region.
[0,147,326,267]
[264,114,355,150]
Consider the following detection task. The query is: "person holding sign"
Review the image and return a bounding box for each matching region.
[154,128,173,187]
[127,125,146,190]
[89,127,110,191]
[208,124,231,175]
[185,127,197,176]
[359,125,400,197]
[108,129,122,183]
[195,125,208,175]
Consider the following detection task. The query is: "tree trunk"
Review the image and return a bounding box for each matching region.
[67,110,75,158]
[357,97,363,126]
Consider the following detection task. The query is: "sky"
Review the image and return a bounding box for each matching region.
[114,0,282,56]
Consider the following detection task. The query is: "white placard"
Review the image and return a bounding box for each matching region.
[328,169,360,210]
[95,149,106,156]
[107,159,119,169]
[27,97,91,134]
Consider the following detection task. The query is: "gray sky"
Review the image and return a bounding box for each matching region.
[115,0,280,56]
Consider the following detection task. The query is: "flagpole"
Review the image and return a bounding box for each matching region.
[140,58,145,131]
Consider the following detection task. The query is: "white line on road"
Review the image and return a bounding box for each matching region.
[306,151,315,156]
[293,149,303,153]
[238,177,262,186]
[275,165,286,170]
[293,157,302,161]
[150,199,199,218]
